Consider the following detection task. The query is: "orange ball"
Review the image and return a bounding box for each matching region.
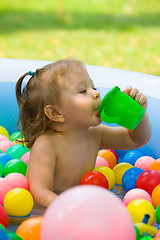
[149,158,160,172]
[16,216,43,240]
[152,184,160,208]
[98,149,117,169]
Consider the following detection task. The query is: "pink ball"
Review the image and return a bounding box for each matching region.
[155,229,160,237]
[0,140,14,153]
[95,156,109,168]
[0,178,12,204]
[134,156,155,171]
[0,135,8,142]
[21,151,30,165]
[41,185,135,240]
[5,173,29,190]
[123,188,152,206]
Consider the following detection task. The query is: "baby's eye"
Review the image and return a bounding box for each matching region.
[79,89,87,94]
[93,87,97,91]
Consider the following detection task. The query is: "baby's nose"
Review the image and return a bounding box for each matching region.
[92,89,100,99]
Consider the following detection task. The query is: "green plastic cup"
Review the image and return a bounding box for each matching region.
[98,86,145,130]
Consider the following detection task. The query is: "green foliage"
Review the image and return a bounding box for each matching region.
[0,0,160,75]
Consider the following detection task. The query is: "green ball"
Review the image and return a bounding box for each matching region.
[140,237,152,240]
[156,204,160,224]
[5,144,29,159]
[0,162,3,177]
[134,225,141,240]
[7,232,23,240]
[9,131,22,142]
[3,159,27,177]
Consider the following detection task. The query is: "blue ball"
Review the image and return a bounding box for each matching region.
[122,167,144,191]
[122,150,143,166]
[0,224,9,240]
[0,153,13,168]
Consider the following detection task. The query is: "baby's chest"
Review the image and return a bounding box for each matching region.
[55,144,98,181]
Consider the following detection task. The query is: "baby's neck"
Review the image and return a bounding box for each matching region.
[53,122,90,140]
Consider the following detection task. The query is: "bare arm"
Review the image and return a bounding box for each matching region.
[97,86,151,150]
[28,136,58,207]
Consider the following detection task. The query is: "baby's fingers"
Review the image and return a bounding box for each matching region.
[130,88,139,99]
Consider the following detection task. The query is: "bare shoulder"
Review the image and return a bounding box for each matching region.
[30,133,57,165]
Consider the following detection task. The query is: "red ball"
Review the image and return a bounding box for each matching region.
[0,204,8,228]
[80,171,109,189]
[136,170,160,195]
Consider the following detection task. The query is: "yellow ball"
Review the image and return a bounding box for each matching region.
[4,188,34,216]
[127,199,155,225]
[93,166,115,190]
[0,126,9,138]
[113,162,133,185]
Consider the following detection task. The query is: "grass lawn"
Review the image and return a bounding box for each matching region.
[0,0,160,75]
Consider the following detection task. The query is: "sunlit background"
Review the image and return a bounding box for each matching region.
[1,0,160,75]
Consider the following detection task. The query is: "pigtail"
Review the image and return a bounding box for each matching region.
[16,72,28,109]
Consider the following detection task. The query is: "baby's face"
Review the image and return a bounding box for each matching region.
[57,65,102,127]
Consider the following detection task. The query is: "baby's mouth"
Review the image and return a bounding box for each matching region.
[95,107,100,117]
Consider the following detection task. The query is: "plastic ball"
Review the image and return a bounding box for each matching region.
[41,185,136,240]
[80,171,109,189]
[134,225,141,240]
[152,184,160,208]
[3,159,27,177]
[108,149,119,162]
[155,229,160,238]
[136,170,160,195]
[0,126,9,139]
[0,205,8,228]
[0,162,3,177]
[149,158,160,172]
[156,205,160,224]
[123,188,152,206]
[98,149,117,169]
[9,131,22,142]
[93,166,115,189]
[122,167,144,191]
[122,150,143,165]
[0,224,9,240]
[0,153,13,168]
[5,144,29,159]
[5,173,29,190]
[7,232,23,240]
[0,178,12,204]
[134,156,155,171]
[21,151,30,165]
[4,188,34,216]
[0,140,14,153]
[16,217,43,240]
[0,135,8,142]
[127,199,155,224]
[95,156,109,168]
[113,162,133,185]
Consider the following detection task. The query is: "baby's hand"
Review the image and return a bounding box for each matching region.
[123,86,148,110]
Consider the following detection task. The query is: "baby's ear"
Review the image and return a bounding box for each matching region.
[44,105,65,123]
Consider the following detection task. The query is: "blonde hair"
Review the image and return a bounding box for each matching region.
[16,58,85,148]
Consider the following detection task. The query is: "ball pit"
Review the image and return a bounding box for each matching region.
[1,58,160,239]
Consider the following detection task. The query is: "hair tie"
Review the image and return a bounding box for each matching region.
[28,71,34,76]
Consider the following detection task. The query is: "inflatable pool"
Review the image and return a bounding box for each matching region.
[0,58,160,159]
[1,58,160,238]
